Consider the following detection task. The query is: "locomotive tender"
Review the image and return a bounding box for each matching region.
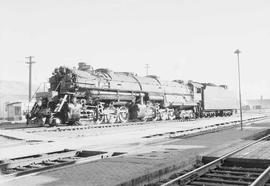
[28,62,237,126]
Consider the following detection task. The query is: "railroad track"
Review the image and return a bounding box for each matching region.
[144,116,267,139]
[2,117,195,131]
[154,133,270,186]
[1,116,269,185]
[20,115,268,134]
[0,149,125,181]
[12,117,200,132]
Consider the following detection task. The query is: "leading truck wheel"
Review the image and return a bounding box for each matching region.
[141,116,148,122]
[118,106,129,123]
[49,117,61,127]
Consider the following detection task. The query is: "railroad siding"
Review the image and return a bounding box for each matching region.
[204,136,270,160]
[3,119,270,186]
[203,140,251,157]
[234,141,270,159]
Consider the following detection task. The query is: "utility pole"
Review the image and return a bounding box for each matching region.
[234,49,243,130]
[145,64,150,76]
[26,56,35,102]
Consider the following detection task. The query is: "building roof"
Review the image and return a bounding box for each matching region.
[6,102,22,106]
[245,99,270,108]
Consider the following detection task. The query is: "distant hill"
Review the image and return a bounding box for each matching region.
[0,80,40,118]
[0,80,39,96]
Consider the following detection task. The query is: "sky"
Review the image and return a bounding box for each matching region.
[0,0,270,99]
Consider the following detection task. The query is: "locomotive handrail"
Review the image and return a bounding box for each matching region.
[54,81,62,91]
[75,82,146,94]
[130,74,143,91]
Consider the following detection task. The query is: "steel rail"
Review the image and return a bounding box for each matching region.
[250,166,270,186]
[24,116,267,133]
[161,134,270,186]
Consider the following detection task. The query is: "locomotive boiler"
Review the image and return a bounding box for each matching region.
[27,62,237,126]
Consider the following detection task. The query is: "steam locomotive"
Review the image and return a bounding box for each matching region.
[27,62,237,126]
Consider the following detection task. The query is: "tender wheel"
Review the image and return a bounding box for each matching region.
[118,106,129,123]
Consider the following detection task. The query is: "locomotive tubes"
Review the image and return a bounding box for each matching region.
[26,62,238,126]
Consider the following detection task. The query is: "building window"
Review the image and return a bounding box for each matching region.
[15,106,21,116]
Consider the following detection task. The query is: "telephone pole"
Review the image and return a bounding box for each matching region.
[234,49,243,130]
[26,56,36,102]
[145,64,150,76]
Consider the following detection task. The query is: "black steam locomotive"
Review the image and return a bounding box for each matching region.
[27,62,237,126]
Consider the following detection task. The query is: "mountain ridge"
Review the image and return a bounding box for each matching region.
[0,80,39,96]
